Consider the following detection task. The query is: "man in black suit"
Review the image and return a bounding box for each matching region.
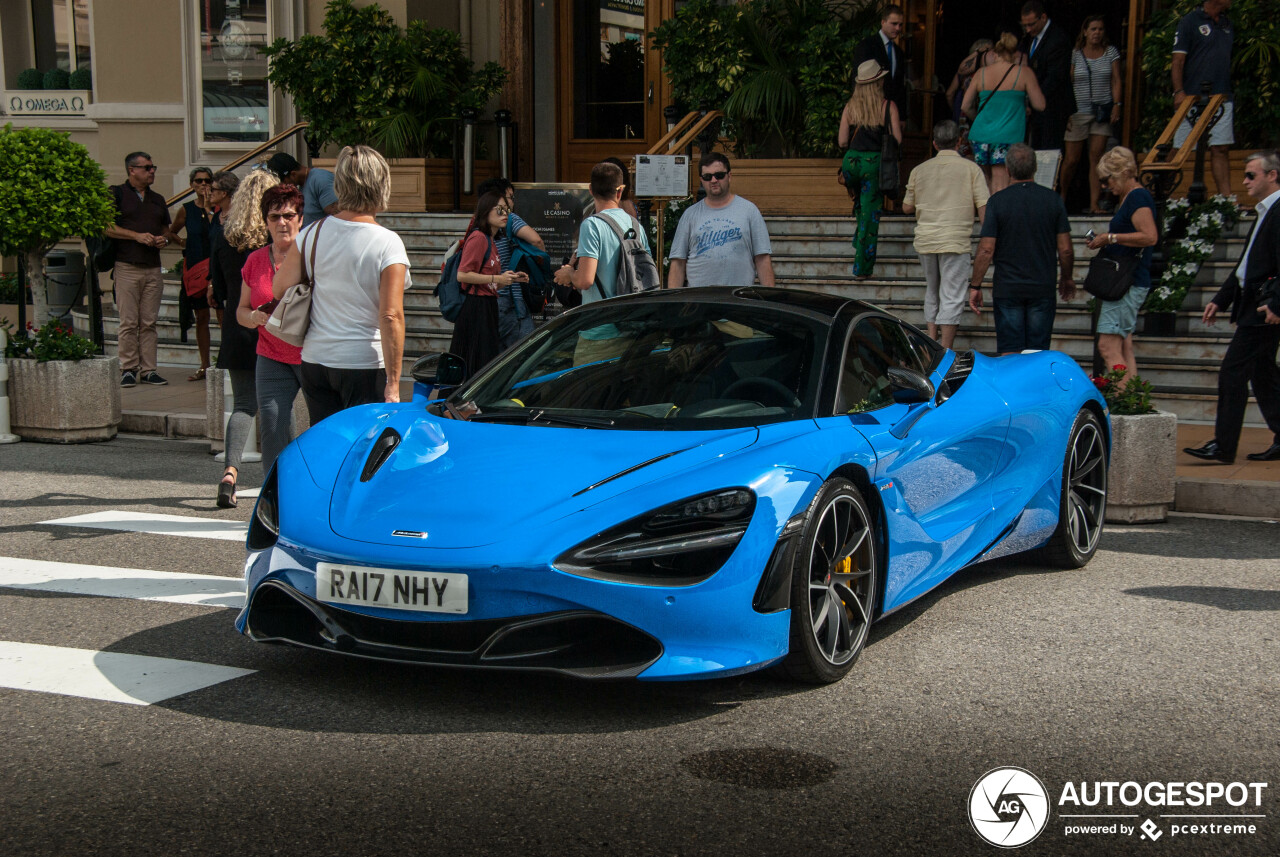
[854,4,907,128]
[1185,150,1280,463]
[1019,1,1072,151]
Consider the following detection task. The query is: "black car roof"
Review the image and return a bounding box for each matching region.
[605,285,879,319]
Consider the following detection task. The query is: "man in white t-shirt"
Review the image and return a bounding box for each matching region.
[553,161,652,364]
[667,153,774,289]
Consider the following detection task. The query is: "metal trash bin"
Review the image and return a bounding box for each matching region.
[43,249,86,324]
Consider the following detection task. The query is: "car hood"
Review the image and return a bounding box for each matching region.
[328,412,759,549]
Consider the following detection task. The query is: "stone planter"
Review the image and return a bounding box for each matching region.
[5,355,121,443]
[1106,410,1177,523]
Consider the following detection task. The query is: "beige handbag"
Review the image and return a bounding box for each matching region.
[265,218,324,347]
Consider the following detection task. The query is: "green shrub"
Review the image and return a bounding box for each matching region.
[42,68,70,90]
[68,67,92,90]
[262,0,507,157]
[2,318,97,362]
[1092,366,1155,416]
[16,68,43,89]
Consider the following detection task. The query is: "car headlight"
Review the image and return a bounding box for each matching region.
[247,468,279,550]
[554,488,755,586]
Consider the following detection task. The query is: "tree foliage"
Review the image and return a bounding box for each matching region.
[651,0,880,158]
[262,0,507,157]
[1139,0,1280,150]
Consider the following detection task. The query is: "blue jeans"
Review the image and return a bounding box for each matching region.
[994,294,1057,353]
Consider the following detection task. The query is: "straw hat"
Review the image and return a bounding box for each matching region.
[854,59,888,86]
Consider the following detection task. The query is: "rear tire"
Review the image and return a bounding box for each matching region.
[1041,409,1108,568]
[777,478,878,684]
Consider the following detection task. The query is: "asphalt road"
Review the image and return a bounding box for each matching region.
[0,436,1276,856]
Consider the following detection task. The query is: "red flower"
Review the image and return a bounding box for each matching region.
[1112,364,1126,371]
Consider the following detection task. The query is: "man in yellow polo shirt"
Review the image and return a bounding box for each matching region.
[902,121,989,348]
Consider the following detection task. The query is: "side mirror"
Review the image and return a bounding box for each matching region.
[887,366,935,405]
[411,352,468,388]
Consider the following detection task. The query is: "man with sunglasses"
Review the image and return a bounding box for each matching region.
[668,153,774,289]
[103,151,172,386]
[1185,150,1280,463]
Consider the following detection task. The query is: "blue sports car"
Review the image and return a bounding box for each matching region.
[238,287,1110,683]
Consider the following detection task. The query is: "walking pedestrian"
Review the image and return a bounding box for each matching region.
[103,151,171,387]
[1060,17,1122,214]
[968,144,1075,354]
[902,120,989,348]
[166,167,218,380]
[1086,147,1157,384]
[1171,0,1235,198]
[962,33,1045,194]
[1184,150,1280,464]
[839,61,903,279]
[1019,1,1073,151]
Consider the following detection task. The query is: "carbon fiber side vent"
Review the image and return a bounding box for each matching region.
[360,427,401,482]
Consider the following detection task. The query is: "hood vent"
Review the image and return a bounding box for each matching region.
[360,427,402,482]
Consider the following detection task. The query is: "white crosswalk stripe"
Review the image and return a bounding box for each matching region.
[0,641,255,705]
[2,510,256,705]
[39,511,248,541]
[0,556,244,608]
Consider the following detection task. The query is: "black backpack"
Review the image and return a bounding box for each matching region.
[589,211,661,297]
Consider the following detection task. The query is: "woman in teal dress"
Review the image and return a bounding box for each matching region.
[962,32,1045,193]
[838,59,903,279]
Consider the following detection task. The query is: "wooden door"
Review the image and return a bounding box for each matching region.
[556,0,672,182]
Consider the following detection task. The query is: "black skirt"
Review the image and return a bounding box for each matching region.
[449,292,501,380]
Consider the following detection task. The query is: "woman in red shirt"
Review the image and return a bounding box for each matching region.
[449,192,528,379]
[233,184,306,499]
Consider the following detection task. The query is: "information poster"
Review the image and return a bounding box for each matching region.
[512,184,595,264]
[635,154,689,198]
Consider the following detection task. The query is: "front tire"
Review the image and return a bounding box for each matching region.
[777,478,878,684]
[1041,409,1108,568]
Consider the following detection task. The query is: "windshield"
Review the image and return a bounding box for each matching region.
[447,300,828,430]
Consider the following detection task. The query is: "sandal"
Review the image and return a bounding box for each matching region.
[188,367,208,382]
[216,472,237,509]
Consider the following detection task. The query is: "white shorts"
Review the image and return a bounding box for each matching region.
[1173,99,1234,148]
[920,253,971,326]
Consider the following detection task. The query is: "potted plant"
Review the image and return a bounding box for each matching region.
[1092,365,1176,523]
[1143,195,1239,335]
[261,0,506,210]
[0,123,115,325]
[3,318,120,443]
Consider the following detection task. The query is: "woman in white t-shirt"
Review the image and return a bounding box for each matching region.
[1060,17,1122,214]
[272,145,411,425]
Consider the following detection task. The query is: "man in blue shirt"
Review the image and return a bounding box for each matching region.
[1171,0,1235,196]
[266,152,339,226]
[553,161,652,364]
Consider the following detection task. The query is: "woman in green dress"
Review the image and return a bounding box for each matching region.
[838,60,903,280]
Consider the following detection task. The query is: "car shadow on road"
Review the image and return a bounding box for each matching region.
[1122,585,1280,612]
[95,610,819,735]
[1096,518,1279,561]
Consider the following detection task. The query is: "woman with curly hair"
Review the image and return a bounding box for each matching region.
[211,166,279,508]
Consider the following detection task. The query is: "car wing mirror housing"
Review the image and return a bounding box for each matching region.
[887,366,935,405]
[411,351,468,391]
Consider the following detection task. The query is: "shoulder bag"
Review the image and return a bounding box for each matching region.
[1083,249,1139,301]
[878,101,901,195]
[266,217,324,347]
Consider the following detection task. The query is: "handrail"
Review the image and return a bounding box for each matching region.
[647,110,724,157]
[1139,95,1226,173]
[165,121,310,207]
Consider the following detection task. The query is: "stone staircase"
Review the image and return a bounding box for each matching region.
[82,210,1263,426]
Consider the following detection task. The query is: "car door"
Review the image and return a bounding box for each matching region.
[837,317,1011,610]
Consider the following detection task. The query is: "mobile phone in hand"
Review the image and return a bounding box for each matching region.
[257,300,278,314]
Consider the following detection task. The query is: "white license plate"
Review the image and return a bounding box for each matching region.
[316,563,468,614]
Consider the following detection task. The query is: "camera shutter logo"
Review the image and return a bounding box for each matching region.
[969,767,1050,848]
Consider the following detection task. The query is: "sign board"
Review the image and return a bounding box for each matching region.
[4,90,90,117]
[512,184,595,264]
[1034,149,1062,190]
[635,154,689,198]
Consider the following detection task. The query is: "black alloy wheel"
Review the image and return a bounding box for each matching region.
[778,478,878,684]
[1042,409,1108,568]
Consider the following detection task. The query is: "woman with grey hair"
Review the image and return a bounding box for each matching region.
[1086,146,1158,384]
[272,144,410,424]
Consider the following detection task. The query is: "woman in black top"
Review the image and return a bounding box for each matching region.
[838,60,903,279]
[167,167,219,380]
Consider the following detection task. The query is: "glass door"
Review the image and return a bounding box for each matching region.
[557,0,670,181]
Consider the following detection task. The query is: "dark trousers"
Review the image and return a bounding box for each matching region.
[993,294,1057,353]
[1214,324,1280,457]
[300,361,386,426]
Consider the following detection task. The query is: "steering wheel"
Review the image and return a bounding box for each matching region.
[722,376,802,409]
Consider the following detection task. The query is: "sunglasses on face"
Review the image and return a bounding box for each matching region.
[267,212,299,223]
[701,171,728,181]
[192,178,212,185]
[495,205,511,215]
[131,164,157,172]
[1244,171,1261,180]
